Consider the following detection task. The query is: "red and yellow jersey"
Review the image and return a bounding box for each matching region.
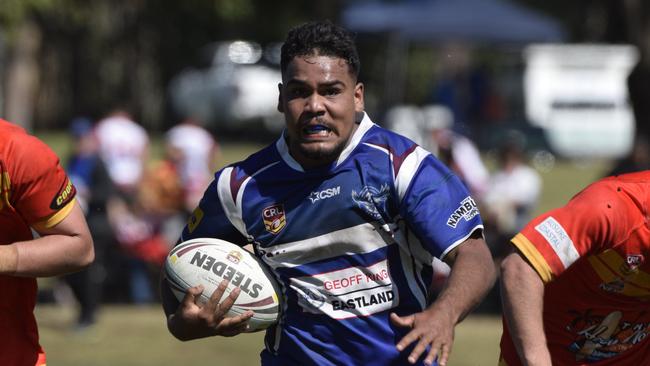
[500,171,650,366]
[0,119,76,366]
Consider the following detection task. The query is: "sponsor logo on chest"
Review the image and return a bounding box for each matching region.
[308,186,341,204]
[290,259,397,319]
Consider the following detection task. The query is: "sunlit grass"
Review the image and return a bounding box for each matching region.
[36,304,500,366]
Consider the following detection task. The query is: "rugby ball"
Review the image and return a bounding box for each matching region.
[164,237,281,331]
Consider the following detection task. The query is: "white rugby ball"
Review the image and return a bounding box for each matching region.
[164,237,281,331]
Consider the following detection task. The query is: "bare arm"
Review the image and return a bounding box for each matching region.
[0,200,94,277]
[391,232,496,366]
[500,251,551,366]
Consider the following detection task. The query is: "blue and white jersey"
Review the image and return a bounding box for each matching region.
[180,113,483,366]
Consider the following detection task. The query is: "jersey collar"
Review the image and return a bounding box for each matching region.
[276,112,375,172]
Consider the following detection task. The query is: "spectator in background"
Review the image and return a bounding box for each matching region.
[385,105,427,147]
[165,117,220,212]
[110,155,184,304]
[483,131,541,259]
[95,109,149,196]
[477,131,541,314]
[421,104,490,199]
[429,47,505,140]
[64,117,117,329]
[95,109,157,303]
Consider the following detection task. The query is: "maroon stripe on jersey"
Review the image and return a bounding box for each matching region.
[365,142,418,176]
[392,144,418,175]
[230,167,250,202]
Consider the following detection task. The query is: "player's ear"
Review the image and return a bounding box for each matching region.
[277,83,284,113]
[354,82,364,113]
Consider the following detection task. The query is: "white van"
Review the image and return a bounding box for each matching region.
[523,44,639,159]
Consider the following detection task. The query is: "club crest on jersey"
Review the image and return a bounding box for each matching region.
[621,254,645,275]
[262,204,286,235]
[446,196,479,228]
[352,184,390,220]
[626,254,644,269]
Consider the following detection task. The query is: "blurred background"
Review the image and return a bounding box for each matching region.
[1,0,649,364]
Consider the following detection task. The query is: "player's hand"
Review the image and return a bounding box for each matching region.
[390,307,455,366]
[169,280,253,340]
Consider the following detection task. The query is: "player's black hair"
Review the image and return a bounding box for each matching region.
[281,20,360,79]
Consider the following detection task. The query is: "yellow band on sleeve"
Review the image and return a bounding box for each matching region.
[32,198,76,231]
[511,233,554,283]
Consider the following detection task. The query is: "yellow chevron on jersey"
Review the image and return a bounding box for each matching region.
[588,249,650,299]
[187,207,204,233]
[0,170,10,211]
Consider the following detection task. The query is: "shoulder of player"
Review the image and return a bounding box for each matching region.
[243,141,282,168]
[0,125,58,167]
[571,175,639,208]
[361,124,423,158]
[217,142,285,182]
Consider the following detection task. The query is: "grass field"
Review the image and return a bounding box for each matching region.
[36,304,502,366]
[33,130,612,365]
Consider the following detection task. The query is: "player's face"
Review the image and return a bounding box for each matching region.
[278,54,364,169]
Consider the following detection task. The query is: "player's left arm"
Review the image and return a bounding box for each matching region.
[0,199,94,277]
[391,230,495,366]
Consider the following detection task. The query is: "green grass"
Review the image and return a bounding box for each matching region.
[36,304,501,366]
[36,304,266,366]
[534,158,609,216]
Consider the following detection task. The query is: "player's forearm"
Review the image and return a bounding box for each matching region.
[434,237,496,324]
[4,233,94,277]
[500,253,552,366]
[0,244,19,274]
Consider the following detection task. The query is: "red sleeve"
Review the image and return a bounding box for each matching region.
[8,132,76,229]
[511,179,627,282]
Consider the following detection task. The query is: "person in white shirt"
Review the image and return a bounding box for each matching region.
[165,117,220,211]
[94,110,150,195]
[421,104,490,199]
[483,131,541,257]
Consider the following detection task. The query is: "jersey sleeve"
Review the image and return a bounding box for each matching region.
[511,180,624,282]
[9,133,76,231]
[179,170,248,246]
[399,154,483,259]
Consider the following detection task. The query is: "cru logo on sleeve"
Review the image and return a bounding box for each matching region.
[50,179,76,210]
